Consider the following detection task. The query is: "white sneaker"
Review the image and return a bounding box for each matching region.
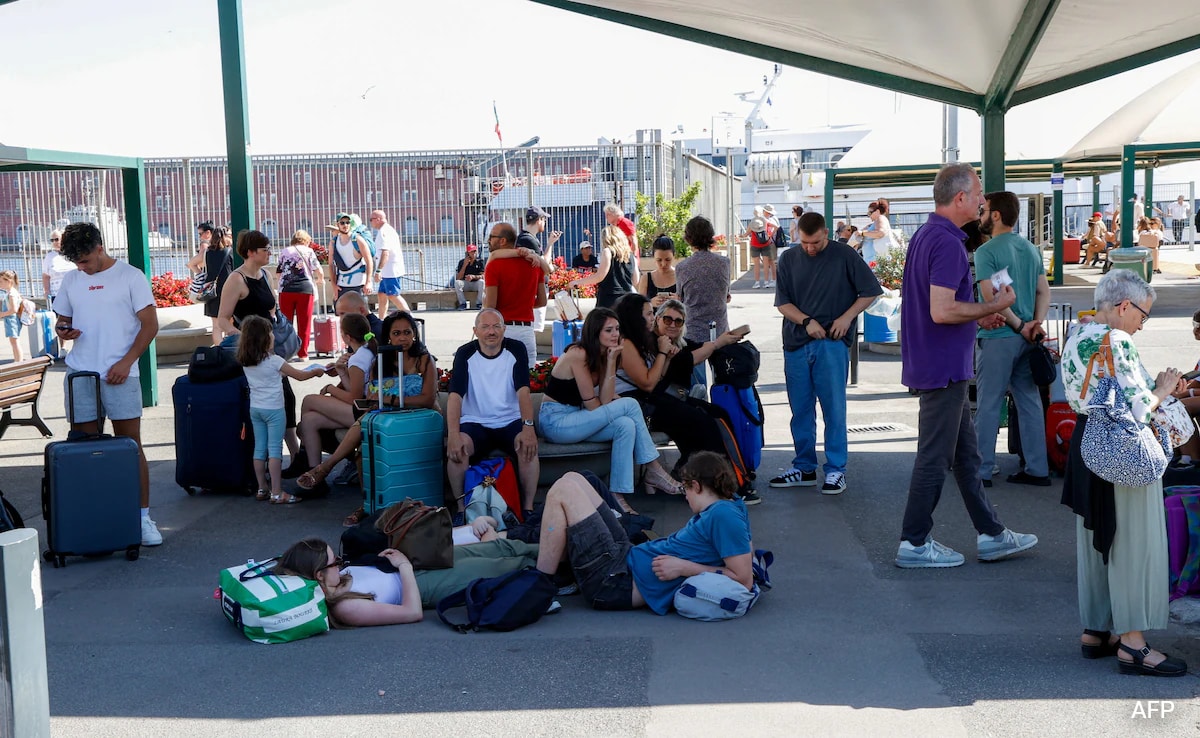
[752,280,762,289]
[767,280,776,288]
[141,517,163,547]
[977,529,1038,562]
[895,538,964,568]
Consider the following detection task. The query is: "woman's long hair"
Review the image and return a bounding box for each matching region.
[274,538,371,629]
[381,312,432,376]
[579,307,619,377]
[614,293,656,362]
[601,225,631,264]
[210,226,230,251]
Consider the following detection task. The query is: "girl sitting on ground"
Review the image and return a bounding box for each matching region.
[235,315,328,504]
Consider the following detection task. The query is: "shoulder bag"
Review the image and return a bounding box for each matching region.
[218,558,330,644]
[1078,332,1169,487]
[263,268,301,360]
[375,498,453,569]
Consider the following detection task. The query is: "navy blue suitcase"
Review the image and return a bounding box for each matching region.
[41,372,141,568]
[173,374,256,495]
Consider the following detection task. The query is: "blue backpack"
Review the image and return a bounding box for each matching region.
[709,384,764,472]
[332,224,378,274]
[436,567,556,633]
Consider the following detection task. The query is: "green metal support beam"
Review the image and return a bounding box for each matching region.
[1011,33,1200,107]
[824,169,835,229]
[1051,162,1063,286]
[530,0,983,110]
[1144,167,1155,224]
[982,0,1059,111]
[218,0,255,253]
[1092,177,1101,219]
[981,109,1006,192]
[1120,146,1136,249]
[121,164,158,408]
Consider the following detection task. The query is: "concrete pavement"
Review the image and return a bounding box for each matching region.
[2,247,1200,736]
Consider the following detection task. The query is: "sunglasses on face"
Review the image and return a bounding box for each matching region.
[338,220,351,226]
[51,237,60,242]
[659,315,684,326]
[320,556,347,572]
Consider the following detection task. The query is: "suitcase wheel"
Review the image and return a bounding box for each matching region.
[183,486,197,496]
[126,547,139,562]
[42,550,54,563]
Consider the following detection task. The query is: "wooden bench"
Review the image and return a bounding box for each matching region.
[0,356,54,441]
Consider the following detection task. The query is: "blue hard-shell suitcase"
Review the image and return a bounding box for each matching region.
[552,319,582,359]
[173,374,256,495]
[359,346,445,513]
[41,372,141,568]
[709,384,764,473]
[28,309,65,360]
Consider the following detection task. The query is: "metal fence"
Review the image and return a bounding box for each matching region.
[0,140,677,299]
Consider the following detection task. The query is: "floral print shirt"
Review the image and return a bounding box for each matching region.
[277,245,320,294]
[1061,321,1157,424]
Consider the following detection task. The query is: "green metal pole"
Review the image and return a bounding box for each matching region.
[981,108,1006,193]
[823,169,834,227]
[1091,177,1101,218]
[218,0,255,259]
[122,164,157,408]
[1051,162,1063,286]
[1120,146,1135,249]
[1144,166,1154,223]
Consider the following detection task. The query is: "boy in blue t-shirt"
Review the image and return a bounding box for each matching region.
[535,452,753,614]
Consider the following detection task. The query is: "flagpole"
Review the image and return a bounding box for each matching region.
[493,100,509,180]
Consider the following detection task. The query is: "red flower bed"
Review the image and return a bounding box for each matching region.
[152,272,192,307]
[438,356,558,394]
[548,257,597,298]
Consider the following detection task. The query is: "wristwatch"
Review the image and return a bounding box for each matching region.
[522,419,535,427]
[800,317,812,329]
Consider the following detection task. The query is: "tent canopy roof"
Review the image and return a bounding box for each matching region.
[0,145,141,172]
[537,0,1200,112]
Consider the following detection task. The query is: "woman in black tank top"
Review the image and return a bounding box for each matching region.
[538,307,684,513]
[638,235,677,308]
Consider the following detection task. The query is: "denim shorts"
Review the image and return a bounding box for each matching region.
[2,314,21,338]
[566,507,635,611]
[64,372,143,423]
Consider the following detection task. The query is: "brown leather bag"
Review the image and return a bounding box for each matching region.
[375,498,454,570]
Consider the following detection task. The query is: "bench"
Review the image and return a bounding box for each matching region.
[0,356,54,441]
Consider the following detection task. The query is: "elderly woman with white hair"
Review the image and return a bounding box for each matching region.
[41,229,77,303]
[1060,269,1188,677]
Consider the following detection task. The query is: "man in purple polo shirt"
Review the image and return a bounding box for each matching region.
[895,163,1039,569]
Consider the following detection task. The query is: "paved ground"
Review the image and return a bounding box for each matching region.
[3,245,1200,736]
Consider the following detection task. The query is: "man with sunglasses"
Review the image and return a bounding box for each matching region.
[330,212,374,299]
[973,190,1052,489]
[771,212,881,495]
[483,223,546,368]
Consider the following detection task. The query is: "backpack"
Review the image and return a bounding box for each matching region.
[436,567,556,633]
[18,298,35,326]
[332,225,377,274]
[187,345,244,384]
[772,223,788,251]
[709,341,760,388]
[0,488,24,533]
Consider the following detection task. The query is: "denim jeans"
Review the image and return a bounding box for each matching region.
[250,406,286,461]
[538,397,659,494]
[900,380,1004,546]
[974,335,1048,478]
[782,339,849,475]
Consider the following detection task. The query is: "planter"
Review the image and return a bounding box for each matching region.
[543,296,597,323]
[156,303,207,331]
[862,312,898,344]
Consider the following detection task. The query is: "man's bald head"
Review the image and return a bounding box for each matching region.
[336,291,369,316]
[369,210,388,227]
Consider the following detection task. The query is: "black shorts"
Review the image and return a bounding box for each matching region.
[461,419,523,464]
[566,507,635,610]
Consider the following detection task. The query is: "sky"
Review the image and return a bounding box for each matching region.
[3,0,1200,178]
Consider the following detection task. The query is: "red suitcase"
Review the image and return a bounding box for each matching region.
[312,283,342,357]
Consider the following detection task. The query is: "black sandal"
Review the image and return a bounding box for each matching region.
[1080,629,1119,659]
[1117,642,1188,677]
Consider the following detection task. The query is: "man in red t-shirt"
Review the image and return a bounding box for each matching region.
[604,203,639,255]
[484,222,546,367]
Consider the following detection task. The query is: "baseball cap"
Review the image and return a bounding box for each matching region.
[466,244,478,252]
[579,241,592,250]
[1092,212,1103,219]
[527,205,550,221]
[335,212,352,222]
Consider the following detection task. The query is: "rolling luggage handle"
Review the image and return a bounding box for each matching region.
[66,371,105,433]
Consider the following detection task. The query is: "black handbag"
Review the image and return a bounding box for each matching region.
[1027,339,1057,387]
[709,341,760,388]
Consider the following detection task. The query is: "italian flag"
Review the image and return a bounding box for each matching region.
[493,100,503,144]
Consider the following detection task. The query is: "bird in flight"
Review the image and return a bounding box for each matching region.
[361,85,376,100]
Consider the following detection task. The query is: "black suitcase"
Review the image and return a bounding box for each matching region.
[173,374,256,495]
[41,372,141,568]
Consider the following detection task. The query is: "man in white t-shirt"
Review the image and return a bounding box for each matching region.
[369,210,410,318]
[330,212,374,299]
[54,222,162,546]
[41,229,77,302]
[445,308,539,515]
[1167,195,1192,244]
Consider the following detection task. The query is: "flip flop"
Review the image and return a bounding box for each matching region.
[270,493,302,505]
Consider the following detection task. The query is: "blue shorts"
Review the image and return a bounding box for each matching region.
[3,314,21,338]
[377,277,404,296]
[64,372,143,423]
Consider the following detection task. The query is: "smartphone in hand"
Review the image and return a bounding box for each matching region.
[1182,368,1200,381]
[731,324,751,338]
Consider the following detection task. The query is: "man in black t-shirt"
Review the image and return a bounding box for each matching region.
[452,244,486,309]
[771,212,882,495]
[571,242,598,272]
[518,206,558,331]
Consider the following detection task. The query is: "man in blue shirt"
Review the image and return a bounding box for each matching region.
[535,452,753,614]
